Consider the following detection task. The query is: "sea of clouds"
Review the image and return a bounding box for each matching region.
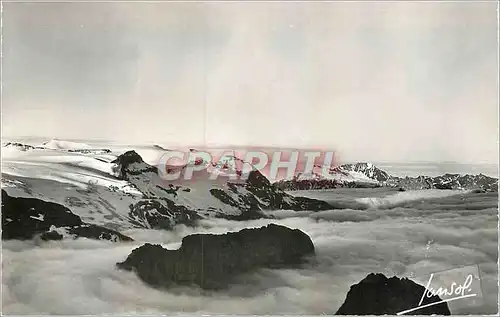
[2,190,498,314]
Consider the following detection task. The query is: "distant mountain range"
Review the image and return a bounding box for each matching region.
[2,141,112,155]
[273,162,498,192]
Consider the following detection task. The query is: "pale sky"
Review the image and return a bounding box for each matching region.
[2,1,498,163]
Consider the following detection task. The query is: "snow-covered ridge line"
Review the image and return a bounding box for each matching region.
[2,141,112,154]
[2,140,497,192]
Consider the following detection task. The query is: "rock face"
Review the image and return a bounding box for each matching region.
[336,273,451,315]
[117,224,315,290]
[233,170,334,214]
[1,190,133,242]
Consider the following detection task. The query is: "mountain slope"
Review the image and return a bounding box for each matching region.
[1,144,335,232]
[1,190,133,242]
[110,150,334,224]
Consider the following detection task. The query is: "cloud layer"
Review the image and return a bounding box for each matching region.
[2,190,497,314]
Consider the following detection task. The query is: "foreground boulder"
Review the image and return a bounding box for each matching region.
[1,190,133,242]
[336,273,451,315]
[117,224,315,290]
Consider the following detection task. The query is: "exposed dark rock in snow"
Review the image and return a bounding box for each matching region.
[1,190,133,242]
[66,148,112,154]
[127,198,201,230]
[116,224,315,290]
[111,150,158,180]
[2,142,41,151]
[335,273,451,315]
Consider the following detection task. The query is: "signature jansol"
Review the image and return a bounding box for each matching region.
[397,273,477,315]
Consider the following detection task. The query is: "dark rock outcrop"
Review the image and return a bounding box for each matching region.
[1,190,133,242]
[336,273,451,315]
[127,198,201,230]
[2,142,40,151]
[66,148,112,154]
[111,150,158,180]
[117,224,315,290]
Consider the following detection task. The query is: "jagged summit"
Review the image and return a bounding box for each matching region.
[333,162,390,182]
[111,150,157,181]
[112,150,145,166]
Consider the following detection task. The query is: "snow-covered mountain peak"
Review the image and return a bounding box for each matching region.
[41,139,92,150]
[332,162,390,182]
[112,150,146,167]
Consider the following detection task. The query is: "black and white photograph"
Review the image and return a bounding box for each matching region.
[1,1,498,315]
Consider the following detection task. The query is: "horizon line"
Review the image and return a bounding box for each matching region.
[1,135,498,166]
